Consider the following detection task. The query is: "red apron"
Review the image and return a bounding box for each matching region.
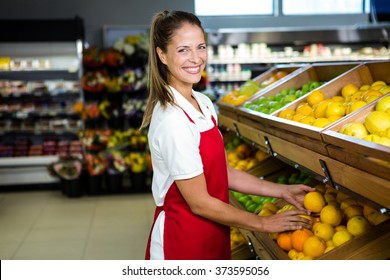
[145,110,231,260]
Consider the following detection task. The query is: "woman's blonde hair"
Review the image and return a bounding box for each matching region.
[140,10,204,129]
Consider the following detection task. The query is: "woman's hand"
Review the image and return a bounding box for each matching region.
[282,184,316,210]
[259,209,312,233]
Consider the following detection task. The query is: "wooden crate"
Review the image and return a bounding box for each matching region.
[237,62,360,132]
[216,64,306,121]
[321,94,390,181]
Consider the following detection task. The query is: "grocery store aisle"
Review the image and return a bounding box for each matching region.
[0,190,156,260]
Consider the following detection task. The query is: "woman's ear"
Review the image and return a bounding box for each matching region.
[156,47,167,65]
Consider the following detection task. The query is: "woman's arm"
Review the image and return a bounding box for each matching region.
[175,173,312,233]
[227,165,315,210]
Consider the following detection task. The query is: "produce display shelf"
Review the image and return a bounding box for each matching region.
[217,64,307,121]
[237,62,361,140]
[322,94,390,181]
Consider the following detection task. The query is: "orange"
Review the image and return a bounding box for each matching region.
[296,104,313,116]
[291,228,313,252]
[299,115,316,126]
[313,99,332,118]
[303,192,326,212]
[325,102,346,118]
[303,236,326,258]
[332,230,354,247]
[347,216,372,236]
[277,231,293,251]
[341,83,359,98]
[312,118,331,128]
[362,90,382,102]
[349,100,367,113]
[307,90,325,106]
[314,222,335,242]
[278,108,296,119]
[320,204,343,226]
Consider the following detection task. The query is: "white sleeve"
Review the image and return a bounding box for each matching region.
[156,114,203,180]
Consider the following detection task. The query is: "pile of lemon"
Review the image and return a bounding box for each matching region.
[277,81,390,128]
[265,184,389,260]
[339,95,390,147]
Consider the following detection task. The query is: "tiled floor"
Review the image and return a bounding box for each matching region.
[0,190,156,260]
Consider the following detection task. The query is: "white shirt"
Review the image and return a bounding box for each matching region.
[147,86,218,259]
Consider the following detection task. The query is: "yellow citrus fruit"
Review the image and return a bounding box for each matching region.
[324,245,335,254]
[335,225,347,232]
[258,208,274,217]
[364,111,390,136]
[296,104,313,116]
[299,115,316,126]
[320,204,343,226]
[336,191,350,203]
[324,192,336,203]
[288,249,299,259]
[312,118,331,128]
[304,192,326,213]
[313,99,332,118]
[349,101,367,113]
[325,102,346,118]
[332,95,345,102]
[340,198,359,211]
[262,202,279,214]
[366,95,381,103]
[341,83,359,98]
[376,96,390,112]
[371,80,387,87]
[314,222,335,242]
[307,90,325,106]
[292,113,305,122]
[362,90,382,102]
[303,236,326,258]
[347,216,372,236]
[379,86,390,94]
[327,115,342,123]
[344,205,363,220]
[326,240,334,247]
[278,108,296,119]
[360,84,370,91]
[332,230,354,247]
[339,122,368,139]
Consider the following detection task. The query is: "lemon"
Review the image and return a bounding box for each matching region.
[303,236,326,258]
[376,96,390,112]
[335,225,348,232]
[325,102,346,118]
[296,104,313,116]
[314,222,335,241]
[364,111,390,136]
[344,205,363,220]
[326,240,334,247]
[320,204,342,226]
[332,230,354,247]
[379,86,390,94]
[347,216,372,236]
[360,84,370,91]
[288,249,299,259]
[340,122,368,139]
[327,115,342,123]
[262,202,279,214]
[349,100,367,113]
[278,108,295,119]
[340,198,359,211]
[336,191,350,203]
[307,90,325,106]
[304,192,326,212]
[299,115,316,126]
[341,83,359,98]
[258,208,274,217]
[362,90,382,102]
[313,99,332,118]
[371,80,387,87]
[324,245,335,254]
[312,118,331,128]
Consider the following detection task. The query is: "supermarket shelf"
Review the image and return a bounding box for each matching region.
[0,155,59,167]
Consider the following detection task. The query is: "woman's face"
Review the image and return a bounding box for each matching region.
[157,22,207,91]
